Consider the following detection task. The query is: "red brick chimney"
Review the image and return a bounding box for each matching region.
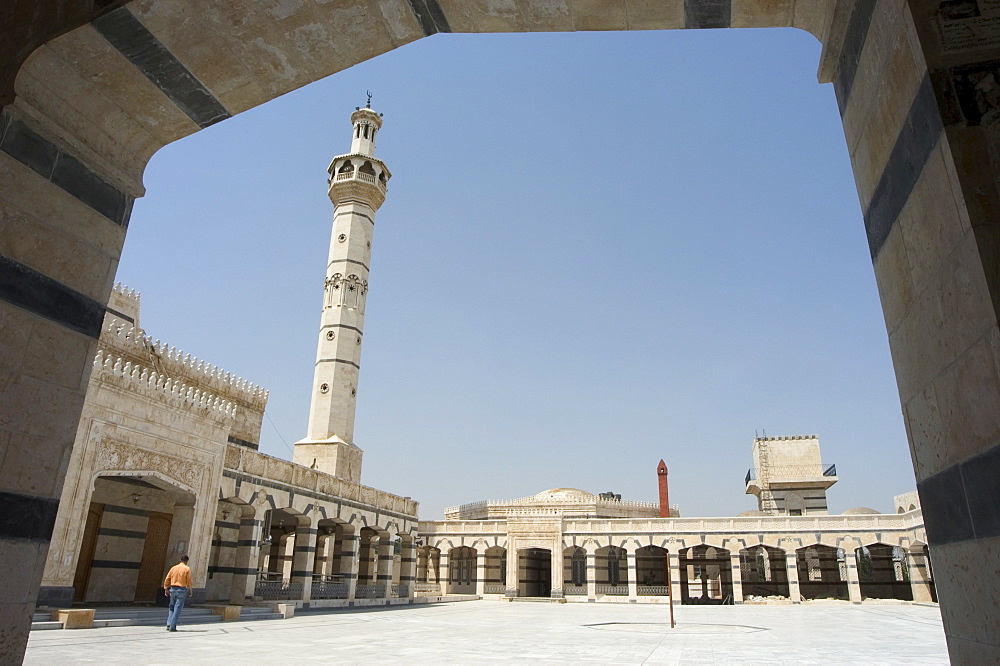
[657,459,670,517]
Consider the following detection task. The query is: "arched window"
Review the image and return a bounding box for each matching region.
[572,550,586,586]
[892,546,908,582]
[837,548,848,581]
[608,547,620,586]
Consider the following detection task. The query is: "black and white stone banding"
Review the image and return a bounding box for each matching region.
[684,0,731,29]
[407,0,451,35]
[0,110,133,227]
[92,7,231,129]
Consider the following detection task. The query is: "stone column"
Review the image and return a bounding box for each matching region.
[280,535,295,582]
[0,102,136,661]
[475,550,486,596]
[907,548,935,603]
[339,534,360,601]
[669,552,683,603]
[438,550,450,596]
[550,548,564,599]
[827,2,1000,659]
[377,536,394,599]
[730,553,744,604]
[505,548,518,598]
[845,550,862,604]
[785,553,801,604]
[399,540,416,599]
[626,549,638,600]
[586,550,597,600]
[167,501,212,603]
[291,525,317,602]
[229,515,260,604]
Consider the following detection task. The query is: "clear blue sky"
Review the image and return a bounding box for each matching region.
[118,27,915,519]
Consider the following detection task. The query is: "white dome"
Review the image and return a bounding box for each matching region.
[533,488,595,502]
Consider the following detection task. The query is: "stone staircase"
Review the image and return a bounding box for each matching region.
[31,606,283,630]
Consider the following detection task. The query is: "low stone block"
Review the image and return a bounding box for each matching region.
[273,603,294,619]
[210,605,241,621]
[56,609,94,629]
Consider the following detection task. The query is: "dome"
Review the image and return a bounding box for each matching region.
[842,507,881,515]
[533,488,595,502]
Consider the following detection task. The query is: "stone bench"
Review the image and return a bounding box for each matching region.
[272,603,294,619]
[54,609,95,629]
[209,605,242,621]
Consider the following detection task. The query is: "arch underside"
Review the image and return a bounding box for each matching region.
[8,1,835,198]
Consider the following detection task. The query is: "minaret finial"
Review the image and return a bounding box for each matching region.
[366,90,372,108]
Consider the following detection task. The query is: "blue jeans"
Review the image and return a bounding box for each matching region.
[167,587,188,630]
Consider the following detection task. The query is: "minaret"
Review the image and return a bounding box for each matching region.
[294,96,391,482]
[657,460,670,518]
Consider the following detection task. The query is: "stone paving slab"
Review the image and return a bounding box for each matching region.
[24,600,949,664]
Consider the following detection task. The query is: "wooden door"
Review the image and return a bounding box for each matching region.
[72,504,104,602]
[135,512,172,602]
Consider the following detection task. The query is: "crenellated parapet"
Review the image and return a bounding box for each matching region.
[91,349,238,420]
[97,318,269,410]
[443,488,662,520]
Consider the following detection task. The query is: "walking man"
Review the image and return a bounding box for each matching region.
[163,555,193,632]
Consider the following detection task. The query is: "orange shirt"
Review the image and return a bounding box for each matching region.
[163,562,193,589]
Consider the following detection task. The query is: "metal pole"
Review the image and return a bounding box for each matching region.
[667,553,675,629]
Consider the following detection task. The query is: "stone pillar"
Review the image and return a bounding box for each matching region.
[438,550,450,596]
[399,540,416,598]
[377,536,394,599]
[280,535,295,582]
[730,553,744,604]
[586,550,597,600]
[907,548,935,603]
[826,2,1000,659]
[475,550,486,596]
[339,534,360,601]
[626,549,638,600]
[291,525,317,602]
[230,515,260,604]
[550,548,564,599]
[845,549,862,604]
[669,552,683,603]
[505,548,518,598]
[0,99,136,660]
[785,553,801,604]
[167,501,211,603]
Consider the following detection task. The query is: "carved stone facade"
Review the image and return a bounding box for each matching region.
[418,462,933,606]
[38,285,418,608]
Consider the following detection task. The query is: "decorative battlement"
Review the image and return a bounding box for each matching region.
[98,319,268,409]
[754,435,819,442]
[92,350,237,419]
[444,489,662,520]
[110,282,140,306]
[106,282,142,328]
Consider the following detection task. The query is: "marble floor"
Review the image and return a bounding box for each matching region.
[25,600,949,664]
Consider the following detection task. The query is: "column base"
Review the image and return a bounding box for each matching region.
[36,586,74,608]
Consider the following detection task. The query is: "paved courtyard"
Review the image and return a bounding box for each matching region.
[25,600,948,664]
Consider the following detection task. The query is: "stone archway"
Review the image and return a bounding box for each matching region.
[3,2,1000,660]
[67,473,196,605]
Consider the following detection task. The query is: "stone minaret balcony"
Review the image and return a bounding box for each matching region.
[326,107,391,210]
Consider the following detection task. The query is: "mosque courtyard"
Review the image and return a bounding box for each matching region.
[25,599,947,664]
